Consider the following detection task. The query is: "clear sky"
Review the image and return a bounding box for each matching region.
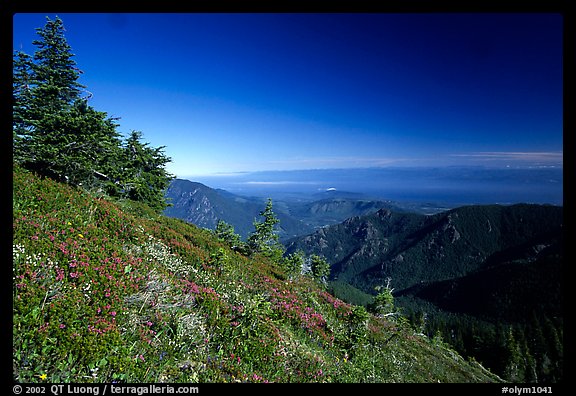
[12,12,563,177]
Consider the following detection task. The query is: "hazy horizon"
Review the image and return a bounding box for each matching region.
[178,165,563,207]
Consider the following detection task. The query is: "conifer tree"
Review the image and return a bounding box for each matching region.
[120,131,174,212]
[309,254,331,286]
[12,16,116,183]
[247,198,285,260]
[215,220,242,248]
[12,50,34,163]
[13,16,174,212]
[504,327,525,382]
[30,16,85,112]
[371,278,396,317]
[281,250,306,279]
[372,287,395,317]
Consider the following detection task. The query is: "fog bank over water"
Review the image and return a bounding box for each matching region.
[185,166,563,206]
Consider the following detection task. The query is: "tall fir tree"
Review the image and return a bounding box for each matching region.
[247,198,285,261]
[281,250,306,279]
[12,50,34,163]
[13,16,174,212]
[54,101,124,187]
[120,131,174,212]
[30,16,85,112]
[13,16,95,181]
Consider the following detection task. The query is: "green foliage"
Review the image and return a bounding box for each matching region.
[370,286,395,317]
[399,294,564,383]
[280,250,305,279]
[13,165,503,383]
[13,16,173,213]
[30,16,85,107]
[247,198,285,260]
[214,220,243,249]
[347,305,370,349]
[328,281,374,307]
[14,16,88,181]
[309,254,331,286]
[13,50,34,162]
[116,131,174,212]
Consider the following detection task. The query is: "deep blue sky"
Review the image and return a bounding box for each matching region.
[12,13,563,177]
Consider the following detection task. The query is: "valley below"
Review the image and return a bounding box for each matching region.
[164,176,564,383]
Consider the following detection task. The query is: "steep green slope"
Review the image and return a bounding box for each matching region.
[12,166,502,383]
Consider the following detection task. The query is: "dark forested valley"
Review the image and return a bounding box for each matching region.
[284,203,563,383]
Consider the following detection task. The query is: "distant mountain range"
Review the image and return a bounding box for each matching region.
[163,178,449,240]
[164,179,312,240]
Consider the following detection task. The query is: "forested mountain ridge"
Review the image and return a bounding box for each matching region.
[164,178,313,240]
[284,203,563,383]
[285,203,563,293]
[285,197,409,229]
[163,178,434,241]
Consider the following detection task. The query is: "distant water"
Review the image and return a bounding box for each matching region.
[186,166,563,206]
